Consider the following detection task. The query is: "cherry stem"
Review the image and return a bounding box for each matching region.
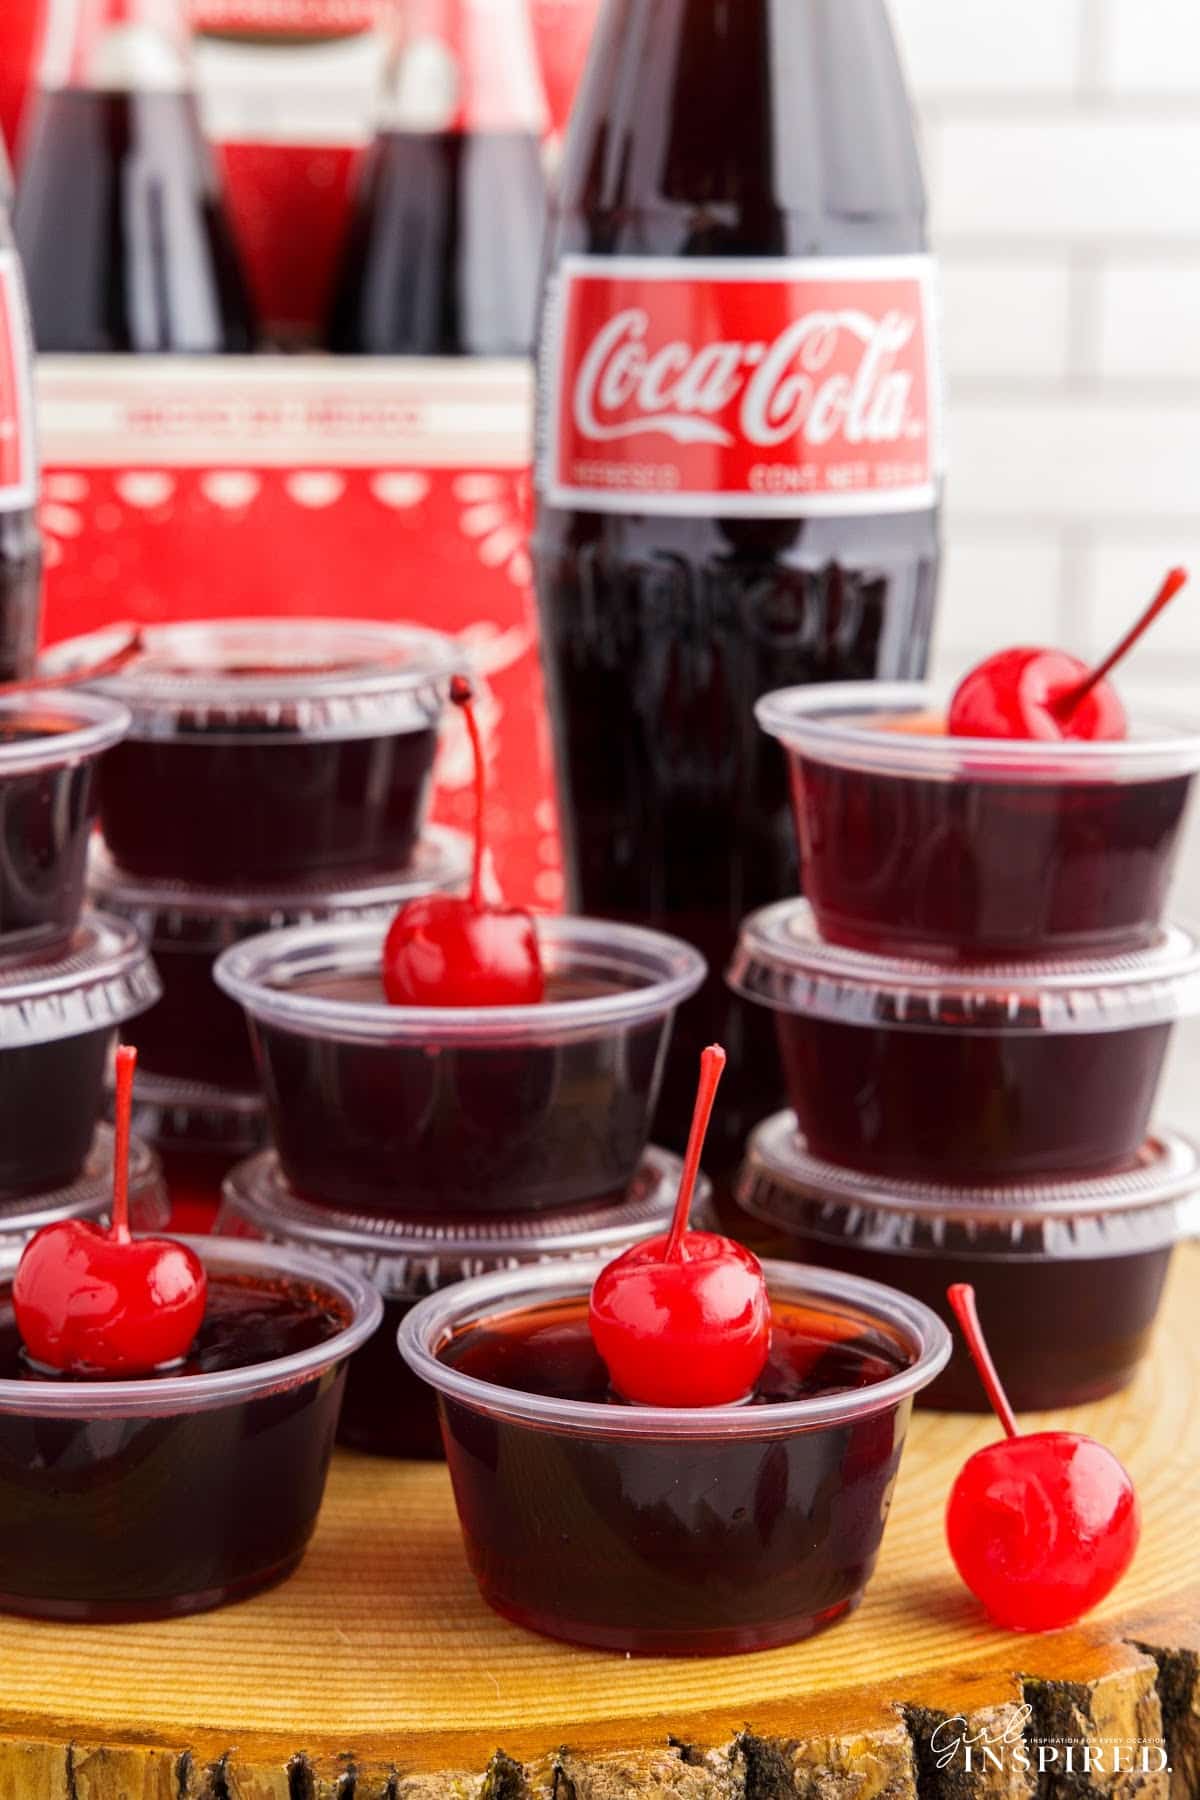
[1052,566,1188,723]
[947,1283,1019,1439]
[450,674,487,910]
[0,627,144,700]
[664,1044,726,1263]
[110,1043,137,1246]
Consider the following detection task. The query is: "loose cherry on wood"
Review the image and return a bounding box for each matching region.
[13,1044,208,1376]
[947,566,1188,743]
[382,674,545,1007]
[589,1044,772,1407]
[944,1283,1139,1632]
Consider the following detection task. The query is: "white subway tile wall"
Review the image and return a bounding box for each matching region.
[889,1,1200,1090]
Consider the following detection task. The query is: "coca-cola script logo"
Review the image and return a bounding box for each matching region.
[542,255,941,516]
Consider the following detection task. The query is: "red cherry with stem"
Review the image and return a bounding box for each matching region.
[944,1284,1139,1633]
[13,1046,208,1376]
[382,674,544,1007]
[947,566,1188,742]
[589,1045,772,1407]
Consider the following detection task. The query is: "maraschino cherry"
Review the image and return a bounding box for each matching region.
[13,1045,207,1376]
[948,566,1188,742]
[589,1045,772,1407]
[945,1284,1139,1632]
[382,674,544,1007]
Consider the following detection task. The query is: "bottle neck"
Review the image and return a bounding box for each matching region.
[379,0,548,138]
[39,0,192,93]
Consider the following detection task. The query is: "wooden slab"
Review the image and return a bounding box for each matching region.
[0,1248,1198,1799]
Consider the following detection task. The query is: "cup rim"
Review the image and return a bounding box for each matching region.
[397,1255,952,1437]
[0,689,131,776]
[214,915,708,1045]
[756,680,1200,779]
[0,1235,383,1417]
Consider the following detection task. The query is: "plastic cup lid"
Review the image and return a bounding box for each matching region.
[0,912,161,1048]
[40,618,461,742]
[214,915,707,1047]
[739,1110,1198,1257]
[87,825,471,949]
[218,1145,713,1297]
[120,1071,268,1153]
[729,899,1200,1033]
[0,1236,383,1419]
[0,689,131,777]
[756,680,1200,783]
[0,1126,167,1242]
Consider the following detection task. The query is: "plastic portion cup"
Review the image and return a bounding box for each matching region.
[738,1110,1197,1413]
[0,690,130,961]
[88,827,471,1088]
[729,899,1200,1180]
[218,1144,713,1459]
[0,912,161,1199]
[399,1257,950,1655]
[0,1236,381,1621]
[756,680,1200,961]
[42,618,459,883]
[215,916,707,1218]
[121,1071,269,1201]
[0,1126,167,1243]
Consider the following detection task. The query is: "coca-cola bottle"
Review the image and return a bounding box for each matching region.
[327,0,548,355]
[15,0,258,352]
[0,145,42,682]
[534,0,943,1180]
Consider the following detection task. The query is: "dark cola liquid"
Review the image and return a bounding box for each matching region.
[437,1294,911,1654]
[327,129,546,355]
[15,88,256,353]
[534,0,938,1179]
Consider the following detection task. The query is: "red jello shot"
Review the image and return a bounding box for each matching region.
[0,913,160,1199]
[399,1257,949,1655]
[0,1236,381,1620]
[122,1071,269,1200]
[43,618,458,883]
[0,690,130,961]
[729,899,1200,1181]
[88,827,470,1089]
[215,916,706,1218]
[0,1125,167,1243]
[757,680,1200,960]
[739,1111,1197,1413]
[218,1144,713,1460]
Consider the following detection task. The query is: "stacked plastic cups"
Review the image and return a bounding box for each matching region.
[42,619,473,1196]
[735,681,1200,1411]
[0,687,168,1251]
[47,619,709,1461]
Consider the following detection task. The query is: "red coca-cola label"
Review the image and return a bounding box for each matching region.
[0,254,36,510]
[539,254,942,516]
[188,0,381,36]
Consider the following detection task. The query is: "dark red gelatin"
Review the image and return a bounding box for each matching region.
[0,1266,358,1621]
[738,1113,1192,1412]
[757,683,1200,962]
[435,1295,911,1654]
[730,902,1200,1182]
[0,699,129,960]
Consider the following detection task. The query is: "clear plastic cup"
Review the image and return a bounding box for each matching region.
[42,618,459,883]
[0,1235,381,1621]
[215,916,707,1218]
[757,680,1200,961]
[120,1070,269,1199]
[88,826,470,1088]
[0,1126,167,1243]
[739,1110,1198,1413]
[219,1143,712,1459]
[0,689,130,961]
[0,912,160,1198]
[399,1256,950,1655]
[729,899,1200,1180]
